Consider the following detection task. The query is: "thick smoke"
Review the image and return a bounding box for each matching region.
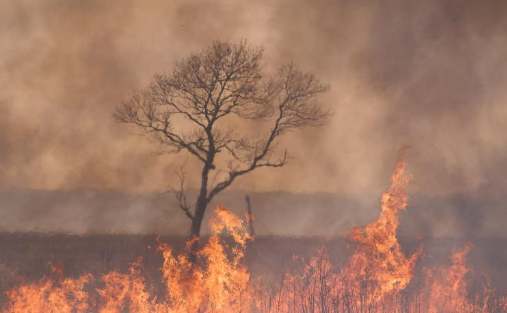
[1,0,507,236]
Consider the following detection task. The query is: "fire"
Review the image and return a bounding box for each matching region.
[4,263,92,313]
[157,205,252,312]
[268,147,506,312]
[272,146,420,312]
[425,244,474,313]
[97,258,161,312]
[422,244,505,313]
[3,205,252,313]
[342,145,419,302]
[2,149,507,312]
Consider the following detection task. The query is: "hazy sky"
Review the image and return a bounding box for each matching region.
[2,0,507,197]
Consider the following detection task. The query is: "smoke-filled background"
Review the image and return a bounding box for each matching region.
[1,0,507,237]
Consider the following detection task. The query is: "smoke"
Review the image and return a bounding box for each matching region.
[262,0,507,197]
[1,0,507,236]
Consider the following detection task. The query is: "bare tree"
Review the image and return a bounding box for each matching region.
[114,39,330,243]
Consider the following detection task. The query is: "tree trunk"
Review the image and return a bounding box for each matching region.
[188,194,207,263]
[190,193,207,238]
[188,158,213,262]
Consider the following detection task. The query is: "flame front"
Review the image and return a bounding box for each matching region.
[271,146,421,312]
[3,205,252,313]
[5,272,92,313]
[3,150,507,312]
[267,148,506,312]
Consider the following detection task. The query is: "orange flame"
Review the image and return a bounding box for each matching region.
[157,205,252,312]
[3,205,252,313]
[271,146,420,312]
[97,258,161,312]
[424,244,478,313]
[5,267,92,313]
[342,145,420,302]
[3,148,507,312]
[269,147,506,312]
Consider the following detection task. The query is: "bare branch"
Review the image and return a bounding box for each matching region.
[114,39,331,238]
[207,150,289,202]
[169,166,194,221]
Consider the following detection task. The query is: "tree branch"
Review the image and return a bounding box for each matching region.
[114,40,331,232]
[169,166,194,221]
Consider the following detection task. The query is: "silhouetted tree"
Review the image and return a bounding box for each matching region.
[114,39,331,244]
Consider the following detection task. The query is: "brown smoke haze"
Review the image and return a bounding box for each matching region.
[1,0,507,235]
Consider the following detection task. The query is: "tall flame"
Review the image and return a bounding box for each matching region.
[3,205,252,313]
[157,205,252,312]
[272,146,420,312]
[269,147,506,312]
[3,148,507,312]
[342,145,420,302]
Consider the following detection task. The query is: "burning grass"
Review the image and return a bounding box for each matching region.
[2,151,507,312]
